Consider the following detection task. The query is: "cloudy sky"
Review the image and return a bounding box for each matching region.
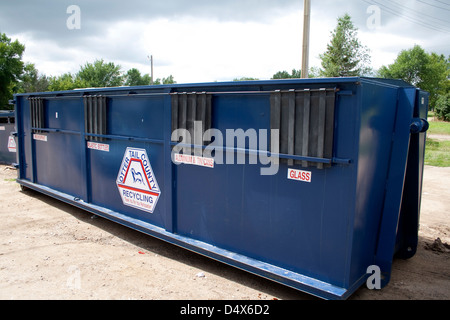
[1,0,449,84]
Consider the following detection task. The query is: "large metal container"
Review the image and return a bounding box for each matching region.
[12,77,429,299]
[0,110,17,165]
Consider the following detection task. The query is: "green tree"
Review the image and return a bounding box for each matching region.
[0,33,25,108]
[233,77,259,81]
[16,63,49,93]
[48,73,89,91]
[319,14,371,77]
[124,68,151,86]
[379,45,449,108]
[435,92,450,121]
[76,59,123,88]
[154,75,176,85]
[272,69,302,79]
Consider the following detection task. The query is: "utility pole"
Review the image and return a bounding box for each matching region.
[150,55,154,85]
[301,0,311,78]
[148,55,154,85]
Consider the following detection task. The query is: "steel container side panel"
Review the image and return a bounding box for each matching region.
[101,95,166,227]
[34,132,84,198]
[108,96,165,140]
[0,122,16,164]
[175,163,349,285]
[45,99,82,132]
[24,97,83,197]
[174,86,360,288]
[89,140,166,229]
[394,89,429,259]
[17,97,33,181]
[348,83,403,285]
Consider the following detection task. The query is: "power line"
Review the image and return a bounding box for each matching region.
[434,0,450,7]
[416,0,450,11]
[390,0,450,25]
[372,0,450,32]
[361,0,450,34]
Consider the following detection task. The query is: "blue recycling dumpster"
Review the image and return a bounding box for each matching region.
[12,77,428,299]
[0,110,17,165]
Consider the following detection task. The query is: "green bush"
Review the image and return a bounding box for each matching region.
[435,92,450,122]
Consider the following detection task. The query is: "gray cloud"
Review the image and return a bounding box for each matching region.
[0,0,448,80]
[2,1,449,45]
[0,0,299,39]
[0,0,301,67]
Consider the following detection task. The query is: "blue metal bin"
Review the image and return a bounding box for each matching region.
[12,77,428,299]
[0,110,17,165]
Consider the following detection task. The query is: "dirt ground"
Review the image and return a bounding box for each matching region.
[0,164,449,301]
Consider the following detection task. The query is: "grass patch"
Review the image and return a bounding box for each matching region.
[4,178,16,182]
[425,139,450,167]
[428,120,450,135]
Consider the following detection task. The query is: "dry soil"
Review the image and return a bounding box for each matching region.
[0,164,449,300]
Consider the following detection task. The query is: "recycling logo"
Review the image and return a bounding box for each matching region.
[116,148,161,213]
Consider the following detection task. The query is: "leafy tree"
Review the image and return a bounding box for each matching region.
[435,92,450,121]
[154,75,176,85]
[319,14,371,77]
[48,73,88,91]
[233,77,259,81]
[124,68,151,86]
[378,45,428,86]
[272,69,302,79]
[123,67,176,86]
[76,59,123,88]
[0,33,25,108]
[16,63,49,93]
[379,45,449,108]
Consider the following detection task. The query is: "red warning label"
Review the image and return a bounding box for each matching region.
[287,169,312,183]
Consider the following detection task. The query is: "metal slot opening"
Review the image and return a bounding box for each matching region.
[29,97,45,133]
[270,88,336,169]
[171,92,212,148]
[83,95,107,142]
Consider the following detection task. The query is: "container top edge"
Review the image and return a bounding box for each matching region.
[12,77,415,98]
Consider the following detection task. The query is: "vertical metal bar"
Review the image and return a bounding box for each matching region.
[171,94,179,141]
[287,90,296,166]
[198,93,207,145]
[180,93,187,131]
[33,98,37,132]
[30,98,35,131]
[101,96,107,138]
[93,96,98,141]
[87,96,92,139]
[199,93,207,125]
[194,93,205,149]
[96,96,102,139]
[30,98,37,183]
[294,92,304,165]
[187,93,196,142]
[302,90,311,167]
[83,96,88,140]
[270,91,281,155]
[324,91,336,167]
[80,95,89,203]
[180,93,188,153]
[39,98,44,134]
[317,89,326,169]
[163,93,174,233]
[204,94,212,143]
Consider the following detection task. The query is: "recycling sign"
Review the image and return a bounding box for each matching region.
[116,148,161,213]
